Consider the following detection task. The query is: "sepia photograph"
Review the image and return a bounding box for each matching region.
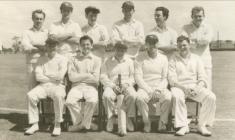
[0,0,234,139]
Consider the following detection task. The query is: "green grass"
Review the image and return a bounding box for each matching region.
[0,52,235,140]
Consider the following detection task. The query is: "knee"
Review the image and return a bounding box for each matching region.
[208,92,216,102]
[102,87,114,100]
[65,97,76,107]
[136,95,145,105]
[54,91,65,100]
[27,90,36,101]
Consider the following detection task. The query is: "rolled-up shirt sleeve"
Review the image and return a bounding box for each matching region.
[134,60,152,93]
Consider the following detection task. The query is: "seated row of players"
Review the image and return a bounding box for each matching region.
[25,34,216,137]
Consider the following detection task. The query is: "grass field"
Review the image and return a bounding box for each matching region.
[0,52,235,140]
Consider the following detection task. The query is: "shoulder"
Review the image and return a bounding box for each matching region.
[167,27,177,35]
[169,52,179,61]
[81,25,89,32]
[135,52,148,63]
[113,19,124,27]
[133,19,143,25]
[158,52,168,61]
[92,54,101,63]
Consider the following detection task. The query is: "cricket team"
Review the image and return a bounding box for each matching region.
[22,1,216,137]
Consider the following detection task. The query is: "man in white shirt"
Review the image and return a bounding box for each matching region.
[111,1,144,58]
[65,35,101,132]
[100,42,136,136]
[149,7,177,57]
[135,34,172,133]
[25,39,68,136]
[181,6,214,89]
[169,35,216,136]
[49,2,82,58]
[22,9,48,90]
[82,6,109,60]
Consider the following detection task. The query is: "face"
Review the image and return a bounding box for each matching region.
[80,39,92,56]
[46,46,57,57]
[177,40,190,57]
[122,8,134,20]
[61,8,72,19]
[192,10,204,26]
[115,48,127,58]
[154,10,165,24]
[146,43,158,56]
[86,12,98,25]
[32,13,45,28]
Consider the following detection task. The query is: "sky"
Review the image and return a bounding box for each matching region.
[0,0,235,47]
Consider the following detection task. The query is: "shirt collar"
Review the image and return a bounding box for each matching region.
[176,52,192,64]
[190,21,206,28]
[31,27,45,32]
[83,53,94,59]
[153,25,169,33]
[111,55,127,63]
[122,18,136,24]
[87,23,98,28]
[60,19,73,26]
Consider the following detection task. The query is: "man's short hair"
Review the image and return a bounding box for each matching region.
[46,39,58,48]
[145,34,159,45]
[114,42,128,50]
[79,35,93,45]
[60,2,73,11]
[191,6,205,17]
[32,9,46,20]
[85,6,100,15]
[177,35,190,44]
[122,1,135,10]
[155,7,169,20]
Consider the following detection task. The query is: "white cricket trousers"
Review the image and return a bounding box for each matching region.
[65,85,98,129]
[27,83,66,124]
[205,68,212,90]
[27,63,38,90]
[171,86,216,128]
[136,89,172,125]
[102,86,137,119]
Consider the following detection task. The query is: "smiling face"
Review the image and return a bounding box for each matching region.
[80,39,93,56]
[177,40,191,57]
[32,13,45,29]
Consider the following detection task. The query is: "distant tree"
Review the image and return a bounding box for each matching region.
[12,36,23,53]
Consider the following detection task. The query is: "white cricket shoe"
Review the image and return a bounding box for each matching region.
[197,126,212,136]
[24,123,39,135]
[175,126,189,136]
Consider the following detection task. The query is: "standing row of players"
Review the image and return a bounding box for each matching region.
[22,1,215,137]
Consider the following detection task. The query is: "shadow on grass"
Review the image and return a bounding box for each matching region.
[0,113,28,132]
